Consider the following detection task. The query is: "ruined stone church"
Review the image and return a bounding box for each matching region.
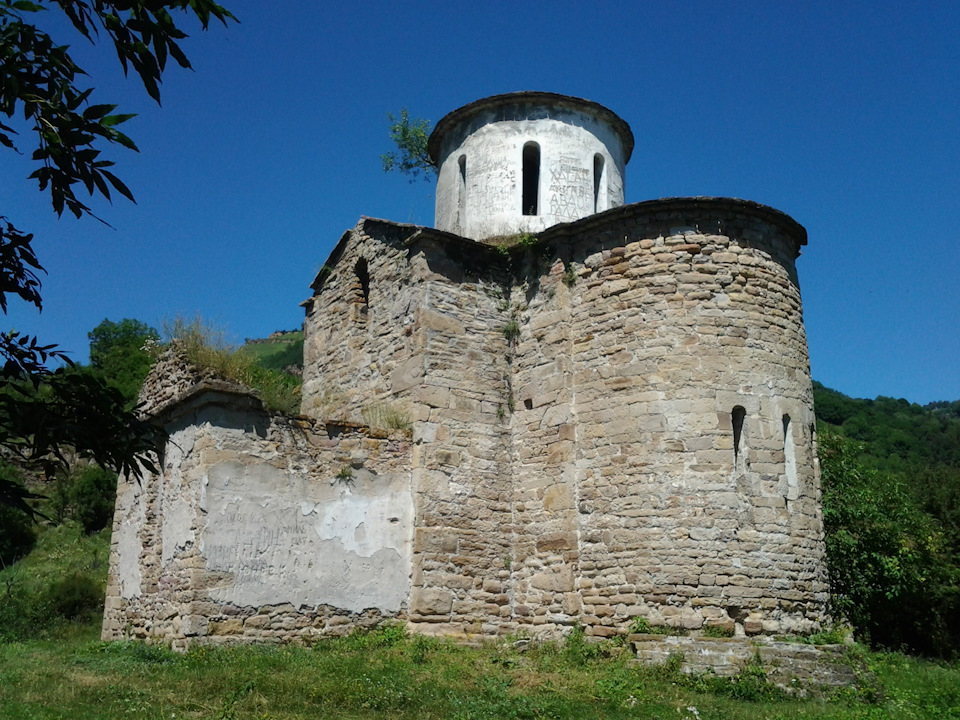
[103,92,829,649]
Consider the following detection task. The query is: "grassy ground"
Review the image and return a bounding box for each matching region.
[2,490,958,719]
[1,623,958,720]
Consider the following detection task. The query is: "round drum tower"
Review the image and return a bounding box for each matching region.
[429,92,634,240]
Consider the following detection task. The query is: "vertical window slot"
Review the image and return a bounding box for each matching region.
[457,154,467,230]
[593,153,605,213]
[522,142,540,216]
[732,406,746,470]
[354,258,369,318]
[783,414,798,494]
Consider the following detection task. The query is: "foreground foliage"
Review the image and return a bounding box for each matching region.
[0,0,233,515]
[1,622,958,719]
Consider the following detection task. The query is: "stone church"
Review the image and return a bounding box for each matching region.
[103,92,829,649]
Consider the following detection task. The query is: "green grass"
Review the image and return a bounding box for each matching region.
[0,522,110,643]
[242,332,304,373]
[1,623,958,719]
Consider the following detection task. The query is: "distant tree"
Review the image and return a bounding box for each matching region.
[0,1,235,516]
[50,464,118,533]
[88,318,159,403]
[0,463,37,563]
[381,109,436,180]
[812,381,859,425]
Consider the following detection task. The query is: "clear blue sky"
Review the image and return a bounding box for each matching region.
[6,1,959,405]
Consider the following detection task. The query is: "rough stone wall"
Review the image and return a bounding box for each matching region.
[550,201,824,637]
[108,197,828,648]
[302,220,517,637]
[485,199,824,639]
[103,356,413,649]
[297,198,826,641]
[301,218,424,423]
[507,253,582,630]
[630,635,857,694]
[404,238,514,636]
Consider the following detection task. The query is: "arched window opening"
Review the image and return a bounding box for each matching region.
[354,257,370,319]
[593,153,605,213]
[732,405,746,470]
[522,142,540,216]
[457,155,467,230]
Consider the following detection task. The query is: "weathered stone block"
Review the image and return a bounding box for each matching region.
[411,589,453,616]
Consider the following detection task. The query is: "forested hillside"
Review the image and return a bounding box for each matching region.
[814,382,960,470]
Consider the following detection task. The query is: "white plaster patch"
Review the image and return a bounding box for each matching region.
[202,460,413,613]
[161,495,195,565]
[115,479,144,599]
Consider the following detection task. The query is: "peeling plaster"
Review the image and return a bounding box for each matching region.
[201,459,413,612]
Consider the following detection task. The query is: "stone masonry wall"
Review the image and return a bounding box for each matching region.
[108,197,828,648]
[550,201,824,636]
[405,238,514,636]
[302,220,517,637]
[630,634,857,694]
[492,199,825,639]
[103,362,413,649]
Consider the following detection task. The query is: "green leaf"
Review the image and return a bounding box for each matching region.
[101,113,136,127]
[10,1,44,12]
[101,169,135,203]
[108,128,139,151]
[82,103,117,120]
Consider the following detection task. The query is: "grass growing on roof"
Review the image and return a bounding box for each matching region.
[163,315,302,415]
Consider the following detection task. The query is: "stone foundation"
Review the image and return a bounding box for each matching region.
[630,634,859,694]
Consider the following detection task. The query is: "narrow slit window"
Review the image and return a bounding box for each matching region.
[593,153,605,212]
[522,142,540,216]
[783,414,797,491]
[354,258,369,317]
[732,405,746,469]
[457,154,467,229]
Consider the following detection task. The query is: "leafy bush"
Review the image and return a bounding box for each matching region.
[820,432,959,656]
[52,465,118,533]
[805,624,850,645]
[564,625,610,665]
[44,571,102,620]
